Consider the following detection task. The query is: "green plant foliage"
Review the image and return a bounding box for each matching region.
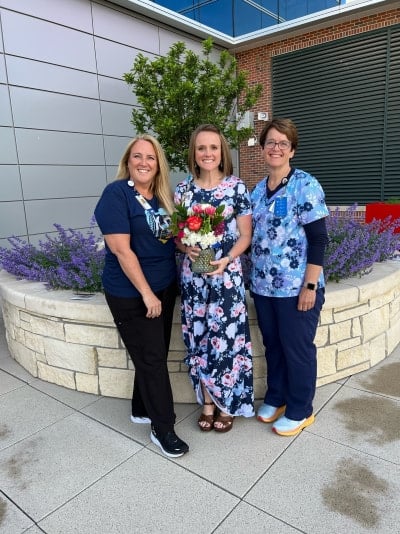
[123,38,262,170]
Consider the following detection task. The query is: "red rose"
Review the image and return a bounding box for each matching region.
[186,215,202,231]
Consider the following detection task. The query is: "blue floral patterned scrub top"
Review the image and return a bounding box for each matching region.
[250,168,329,297]
[174,175,255,417]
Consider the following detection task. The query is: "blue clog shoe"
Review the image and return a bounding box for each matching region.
[272,414,315,436]
[257,403,286,423]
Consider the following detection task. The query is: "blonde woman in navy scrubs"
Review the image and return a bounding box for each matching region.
[95,134,188,458]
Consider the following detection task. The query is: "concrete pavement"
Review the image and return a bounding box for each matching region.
[1,314,399,533]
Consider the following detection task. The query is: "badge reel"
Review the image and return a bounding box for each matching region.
[274,196,287,218]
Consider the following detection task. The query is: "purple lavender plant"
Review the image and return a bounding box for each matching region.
[0,220,105,292]
[324,205,400,282]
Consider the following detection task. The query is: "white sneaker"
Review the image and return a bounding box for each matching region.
[130,415,151,424]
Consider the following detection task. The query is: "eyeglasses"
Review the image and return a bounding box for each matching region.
[264,140,291,150]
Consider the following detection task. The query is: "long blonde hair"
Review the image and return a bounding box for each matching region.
[116,134,174,214]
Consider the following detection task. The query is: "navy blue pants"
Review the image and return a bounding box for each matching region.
[105,282,177,435]
[253,289,325,420]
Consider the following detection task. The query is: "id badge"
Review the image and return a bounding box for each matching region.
[274,196,287,217]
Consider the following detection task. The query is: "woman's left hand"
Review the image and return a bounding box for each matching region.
[297,287,316,311]
[206,256,231,276]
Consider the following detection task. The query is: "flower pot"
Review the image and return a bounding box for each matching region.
[191,248,217,273]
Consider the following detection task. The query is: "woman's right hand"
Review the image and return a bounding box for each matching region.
[186,245,201,262]
[142,290,162,319]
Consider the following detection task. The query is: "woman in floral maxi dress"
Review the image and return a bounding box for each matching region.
[174,124,254,432]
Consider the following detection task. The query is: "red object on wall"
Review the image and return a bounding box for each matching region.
[365,203,400,233]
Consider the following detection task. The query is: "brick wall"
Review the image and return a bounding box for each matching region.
[237,9,400,191]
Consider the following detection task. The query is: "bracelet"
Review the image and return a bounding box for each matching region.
[227,253,234,262]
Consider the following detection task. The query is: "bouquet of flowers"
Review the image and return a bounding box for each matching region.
[170,203,225,249]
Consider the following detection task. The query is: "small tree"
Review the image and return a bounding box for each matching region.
[123,38,262,170]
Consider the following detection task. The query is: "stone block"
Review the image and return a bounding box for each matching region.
[65,323,119,348]
[168,350,184,363]
[180,361,190,371]
[169,372,196,403]
[76,372,99,394]
[387,322,400,354]
[361,306,389,342]
[23,289,109,322]
[368,334,387,367]
[98,367,133,398]
[167,362,180,372]
[337,336,361,352]
[329,320,351,343]
[97,347,127,368]
[252,354,266,379]
[3,302,21,329]
[316,361,370,386]
[37,361,75,389]
[0,272,41,307]
[390,294,400,317]
[337,344,369,370]
[325,283,359,308]
[43,338,97,373]
[314,325,328,348]
[14,326,25,345]
[169,324,185,351]
[253,377,265,400]
[369,290,394,311]
[317,345,337,377]
[333,303,369,323]
[172,300,181,323]
[24,330,45,355]
[358,262,400,301]
[27,314,65,340]
[247,297,257,321]
[8,337,38,376]
[250,326,264,358]
[319,308,333,325]
[352,317,361,337]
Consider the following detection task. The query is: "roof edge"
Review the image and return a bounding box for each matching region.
[107,0,399,50]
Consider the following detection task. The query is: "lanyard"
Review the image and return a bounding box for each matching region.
[127,180,171,243]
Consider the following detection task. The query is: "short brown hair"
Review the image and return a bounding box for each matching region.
[259,118,298,151]
[188,124,233,178]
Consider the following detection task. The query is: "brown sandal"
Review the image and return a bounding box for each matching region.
[197,402,215,432]
[213,412,234,433]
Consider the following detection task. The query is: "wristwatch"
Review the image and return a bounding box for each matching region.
[227,254,234,263]
[304,282,316,290]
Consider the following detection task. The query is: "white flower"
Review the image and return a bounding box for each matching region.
[181,228,223,248]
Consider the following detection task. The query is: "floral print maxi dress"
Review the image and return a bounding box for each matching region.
[174,175,254,417]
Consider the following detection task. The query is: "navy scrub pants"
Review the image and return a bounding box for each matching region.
[253,289,325,420]
[105,282,177,435]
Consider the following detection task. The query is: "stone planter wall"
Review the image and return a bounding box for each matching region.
[0,261,399,403]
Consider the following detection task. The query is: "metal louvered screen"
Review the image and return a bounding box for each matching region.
[385,27,400,200]
[272,25,400,205]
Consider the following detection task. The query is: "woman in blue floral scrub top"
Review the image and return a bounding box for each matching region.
[250,118,329,437]
[174,124,254,433]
